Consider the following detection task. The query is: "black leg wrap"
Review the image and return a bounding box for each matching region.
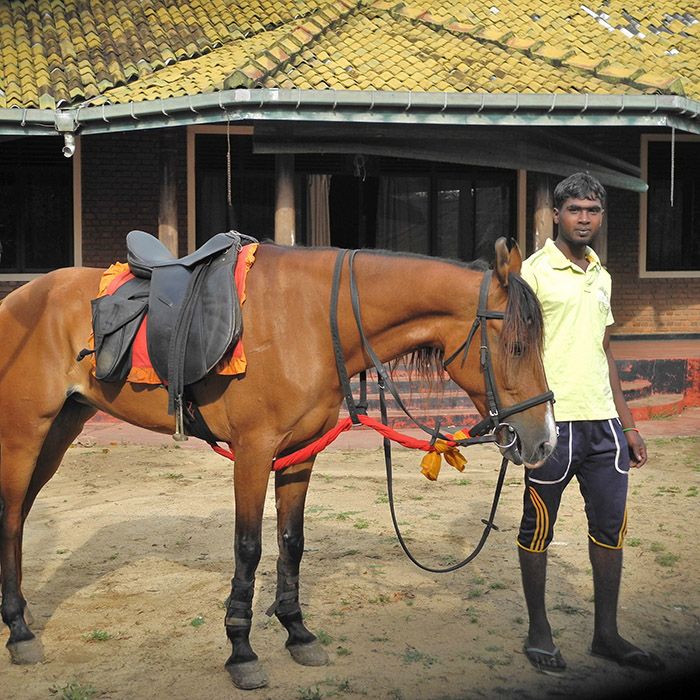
[265,562,300,617]
[224,578,255,637]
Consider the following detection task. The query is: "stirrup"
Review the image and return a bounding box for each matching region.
[173,394,189,441]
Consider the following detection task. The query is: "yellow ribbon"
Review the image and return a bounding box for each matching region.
[420,430,468,481]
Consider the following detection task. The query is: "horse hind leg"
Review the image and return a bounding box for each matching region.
[270,459,328,667]
[1,399,96,664]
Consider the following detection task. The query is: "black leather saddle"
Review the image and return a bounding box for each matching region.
[86,230,256,439]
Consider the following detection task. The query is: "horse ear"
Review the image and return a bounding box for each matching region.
[494,237,522,287]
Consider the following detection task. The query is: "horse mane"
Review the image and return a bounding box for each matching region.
[502,273,545,372]
[388,269,544,390]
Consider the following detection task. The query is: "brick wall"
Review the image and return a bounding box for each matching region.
[81,128,188,269]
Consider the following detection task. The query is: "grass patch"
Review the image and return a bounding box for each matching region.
[83,629,112,642]
[334,511,360,521]
[190,615,205,628]
[353,519,370,529]
[402,646,436,667]
[316,629,333,646]
[686,486,698,497]
[650,542,666,552]
[627,537,642,547]
[553,602,585,616]
[50,681,97,700]
[656,552,680,567]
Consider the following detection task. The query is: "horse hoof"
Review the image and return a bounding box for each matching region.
[288,639,330,667]
[7,638,45,665]
[225,659,268,690]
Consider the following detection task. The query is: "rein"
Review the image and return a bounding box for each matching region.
[330,249,553,572]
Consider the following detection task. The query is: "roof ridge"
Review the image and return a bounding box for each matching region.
[380,2,685,96]
[222,0,363,89]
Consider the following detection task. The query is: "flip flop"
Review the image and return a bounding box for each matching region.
[523,645,567,675]
[590,646,665,672]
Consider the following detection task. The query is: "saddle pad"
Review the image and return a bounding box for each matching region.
[90,243,258,384]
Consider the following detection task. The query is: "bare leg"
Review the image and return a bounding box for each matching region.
[518,547,566,672]
[270,460,328,666]
[589,542,664,671]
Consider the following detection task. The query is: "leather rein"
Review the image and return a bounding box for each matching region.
[330,249,554,572]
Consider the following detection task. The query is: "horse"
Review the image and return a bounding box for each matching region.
[0,236,556,689]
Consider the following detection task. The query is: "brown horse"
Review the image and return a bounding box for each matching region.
[0,238,555,689]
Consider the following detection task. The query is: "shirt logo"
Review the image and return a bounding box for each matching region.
[597,287,610,315]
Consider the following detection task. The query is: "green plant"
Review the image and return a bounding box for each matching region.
[402,646,436,667]
[316,629,333,646]
[656,552,680,567]
[627,537,642,547]
[190,615,205,627]
[49,680,97,700]
[297,686,323,700]
[83,629,111,642]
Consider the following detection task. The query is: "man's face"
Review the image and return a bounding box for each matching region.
[553,196,604,247]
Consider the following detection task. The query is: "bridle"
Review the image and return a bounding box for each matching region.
[442,268,554,446]
[330,250,554,572]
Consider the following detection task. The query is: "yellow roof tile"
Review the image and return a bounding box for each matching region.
[1,0,698,110]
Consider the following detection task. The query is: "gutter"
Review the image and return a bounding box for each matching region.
[1,89,699,150]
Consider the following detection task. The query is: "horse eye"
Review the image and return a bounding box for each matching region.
[511,341,523,356]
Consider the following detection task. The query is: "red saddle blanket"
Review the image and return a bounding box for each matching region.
[90,243,258,384]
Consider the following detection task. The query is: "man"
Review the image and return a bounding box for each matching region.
[517,172,664,674]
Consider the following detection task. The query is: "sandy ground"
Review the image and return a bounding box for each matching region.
[1,431,698,700]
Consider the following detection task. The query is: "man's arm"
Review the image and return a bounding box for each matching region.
[604,327,647,468]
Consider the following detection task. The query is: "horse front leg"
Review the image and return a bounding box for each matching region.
[224,445,274,690]
[0,442,47,665]
[269,459,329,666]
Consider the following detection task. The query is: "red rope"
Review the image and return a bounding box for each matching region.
[209,414,468,470]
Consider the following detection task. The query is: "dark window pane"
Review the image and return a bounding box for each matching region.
[647,141,700,272]
[195,135,274,245]
[0,137,72,273]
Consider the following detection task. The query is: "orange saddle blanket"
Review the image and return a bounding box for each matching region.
[91,243,258,384]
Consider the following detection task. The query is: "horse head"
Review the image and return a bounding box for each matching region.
[444,238,556,468]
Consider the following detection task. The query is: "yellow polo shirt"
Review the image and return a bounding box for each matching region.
[521,238,617,421]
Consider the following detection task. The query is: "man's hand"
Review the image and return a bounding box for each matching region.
[626,430,647,468]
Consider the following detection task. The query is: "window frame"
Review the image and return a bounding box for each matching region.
[640,133,700,279]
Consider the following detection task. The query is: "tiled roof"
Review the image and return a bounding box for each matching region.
[1,0,698,110]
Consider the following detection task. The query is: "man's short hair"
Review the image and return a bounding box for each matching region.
[553,172,607,209]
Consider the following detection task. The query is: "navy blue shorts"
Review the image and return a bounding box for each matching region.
[517,419,630,552]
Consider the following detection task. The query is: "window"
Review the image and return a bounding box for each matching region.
[641,134,700,277]
[0,137,73,274]
[195,134,275,245]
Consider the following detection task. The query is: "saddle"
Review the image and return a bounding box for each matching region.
[88,230,256,439]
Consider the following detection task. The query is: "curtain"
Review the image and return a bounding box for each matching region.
[376,176,429,253]
[307,174,331,246]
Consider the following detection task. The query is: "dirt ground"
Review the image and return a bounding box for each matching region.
[1,430,698,700]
